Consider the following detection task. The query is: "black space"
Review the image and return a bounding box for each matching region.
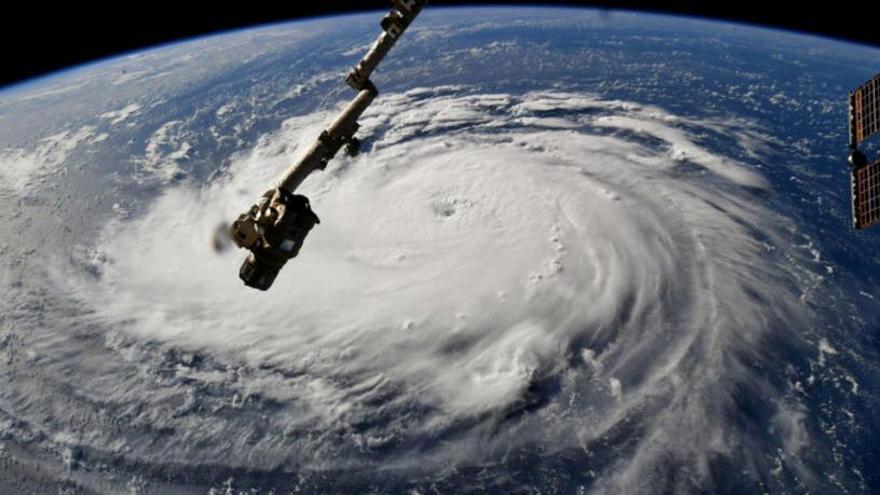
[3,1,878,89]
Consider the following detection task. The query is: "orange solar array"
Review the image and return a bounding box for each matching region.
[851,74,880,147]
[852,158,880,229]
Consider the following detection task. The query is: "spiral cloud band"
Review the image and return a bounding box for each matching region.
[58,87,823,491]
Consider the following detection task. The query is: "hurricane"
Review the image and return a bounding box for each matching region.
[5,85,839,492]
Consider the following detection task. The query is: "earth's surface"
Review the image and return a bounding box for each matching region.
[1,6,880,494]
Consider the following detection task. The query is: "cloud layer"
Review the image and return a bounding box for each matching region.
[60,88,819,491]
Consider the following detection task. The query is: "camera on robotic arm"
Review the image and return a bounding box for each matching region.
[230,188,320,290]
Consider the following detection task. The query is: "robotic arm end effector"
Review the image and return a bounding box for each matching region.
[230,189,320,290]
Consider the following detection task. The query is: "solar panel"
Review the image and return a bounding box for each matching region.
[852,157,880,229]
[850,73,880,147]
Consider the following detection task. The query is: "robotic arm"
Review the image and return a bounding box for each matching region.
[230,0,428,290]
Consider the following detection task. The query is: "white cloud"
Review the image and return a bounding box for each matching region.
[136,120,192,183]
[100,103,142,125]
[57,88,816,487]
[0,125,104,192]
